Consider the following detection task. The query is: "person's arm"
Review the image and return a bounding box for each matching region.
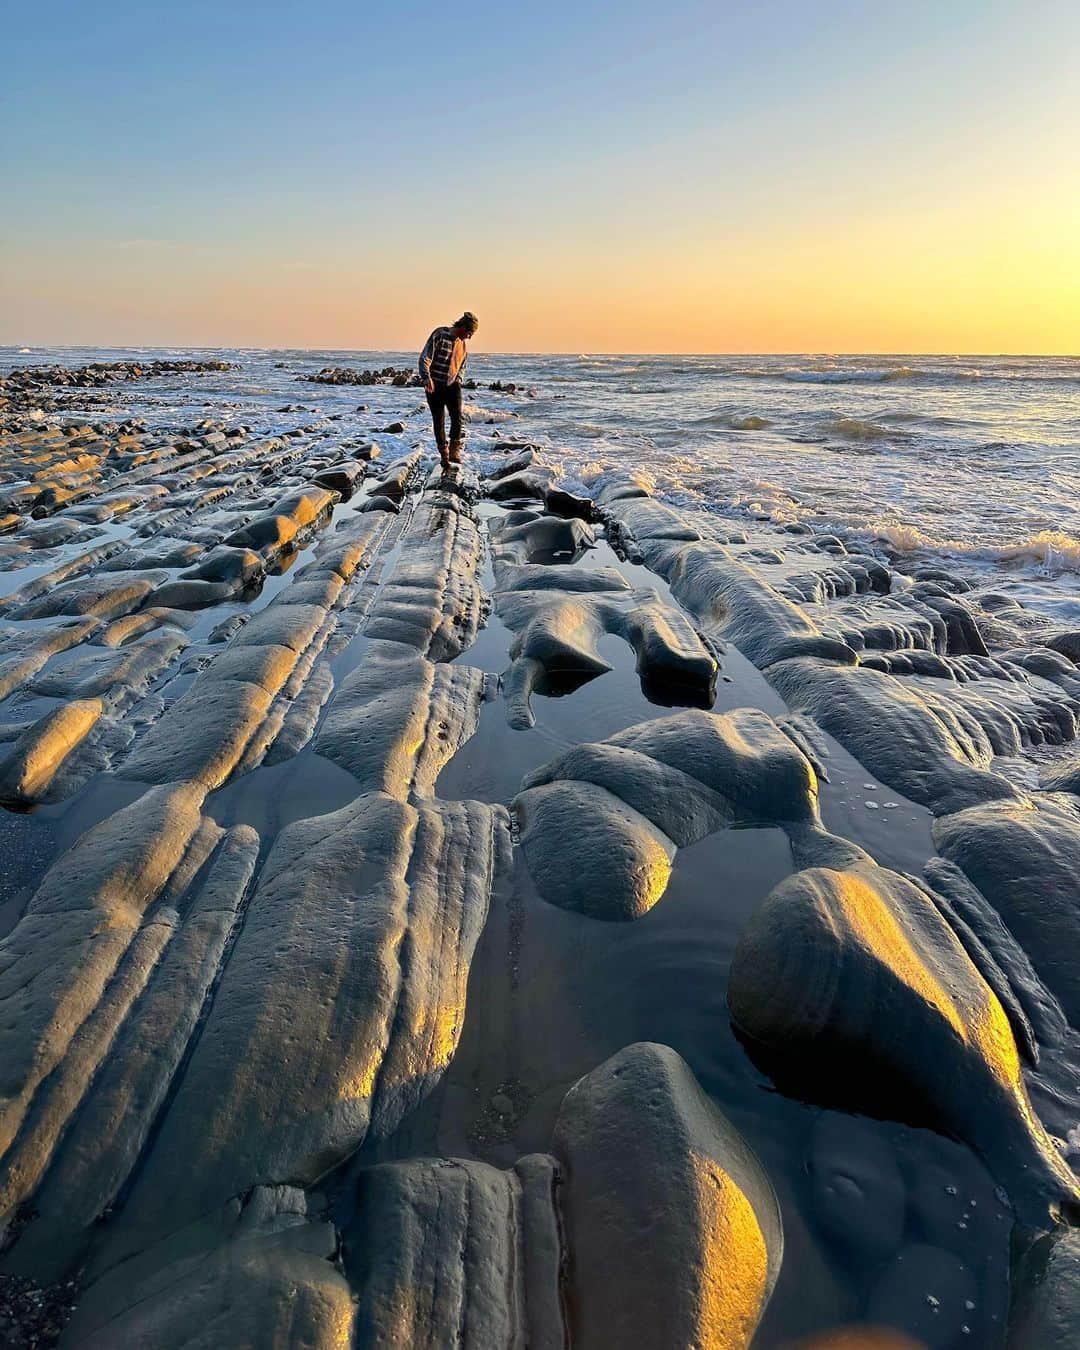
[418,331,436,391]
[448,337,467,384]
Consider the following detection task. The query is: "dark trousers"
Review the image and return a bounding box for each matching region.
[425,380,463,452]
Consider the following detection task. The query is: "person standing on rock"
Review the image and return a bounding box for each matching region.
[419,312,478,470]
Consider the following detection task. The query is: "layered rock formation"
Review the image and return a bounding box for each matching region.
[347,1043,783,1350]
[0,403,1075,1349]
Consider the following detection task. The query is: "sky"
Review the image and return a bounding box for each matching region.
[2,0,1078,353]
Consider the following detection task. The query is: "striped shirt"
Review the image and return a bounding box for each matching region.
[419,326,468,386]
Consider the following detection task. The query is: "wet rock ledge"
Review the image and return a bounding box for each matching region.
[0,411,1076,1348]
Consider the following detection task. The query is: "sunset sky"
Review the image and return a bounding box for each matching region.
[3,0,1078,353]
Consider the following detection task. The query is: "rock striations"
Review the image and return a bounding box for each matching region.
[0,405,1075,1348]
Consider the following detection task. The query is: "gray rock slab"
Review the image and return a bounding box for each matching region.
[0,698,106,806]
[552,1042,783,1350]
[230,601,328,655]
[315,641,486,799]
[366,499,485,660]
[494,560,631,594]
[770,656,1024,815]
[608,706,819,825]
[497,587,716,729]
[370,452,421,500]
[523,739,735,847]
[934,796,1080,1025]
[65,1187,353,1349]
[0,783,207,1181]
[223,485,337,552]
[105,791,506,1259]
[0,619,101,702]
[8,827,258,1283]
[728,861,1080,1227]
[1008,1228,1080,1349]
[313,461,365,496]
[651,539,857,668]
[202,641,298,697]
[27,632,186,701]
[609,496,702,542]
[122,679,273,789]
[493,513,594,563]
[181,545,263,586]
[349,1154,563,1349]
[486,467,555,501]
[515,779,677,920]
[12,575,160,622]
[301,513,386,581]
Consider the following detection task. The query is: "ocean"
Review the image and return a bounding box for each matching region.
[5,346,1079,622]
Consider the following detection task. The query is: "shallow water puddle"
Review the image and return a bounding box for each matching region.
[0,809,61,939]
[205,750,359,844]
[417,495,1017,1347]
[817,730,936,876]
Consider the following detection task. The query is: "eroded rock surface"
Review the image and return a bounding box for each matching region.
[347,1043,783,1350]
[494,547,717,728]
[553,1042,783,1349]
[0,783,208,1177]
[315,641,488,798]
[728,862,1080,1226]
[104,791,508,1261]
[514,707,820,918]
[0,396,1076,1350]
[1007,1228,1080,1349]
[64,1187,353,1350]
[934,796,1080,1024]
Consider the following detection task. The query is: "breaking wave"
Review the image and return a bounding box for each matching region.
[819,416,898,440]
[987,529,1080,573]
[833,521,1080,575]
[773,365,983,386]
[463,402,517,423]
[694,411,773,431]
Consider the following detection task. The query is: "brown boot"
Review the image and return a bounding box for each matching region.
[437,444,450,471]
[448,438,463,465]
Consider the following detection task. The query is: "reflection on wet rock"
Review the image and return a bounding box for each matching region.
[495,560,717,729]
[102,791,508,1259]
[0,393,1076,1348]
[729,863,1080,1226]
[348,1043,782,1350]
[514,707,819,919]
[934,796,1080,1025]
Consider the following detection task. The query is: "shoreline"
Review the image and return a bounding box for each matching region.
[6,348,1078,613]
[0,366,1076,1345]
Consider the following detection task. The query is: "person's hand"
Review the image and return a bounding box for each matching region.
[424,378,434,394]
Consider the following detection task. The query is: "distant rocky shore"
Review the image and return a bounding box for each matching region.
[303,364,422,388]
[302,364,525,395]
[0,360,234,414]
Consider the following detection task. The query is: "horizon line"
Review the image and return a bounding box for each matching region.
[2,343,1078,360]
